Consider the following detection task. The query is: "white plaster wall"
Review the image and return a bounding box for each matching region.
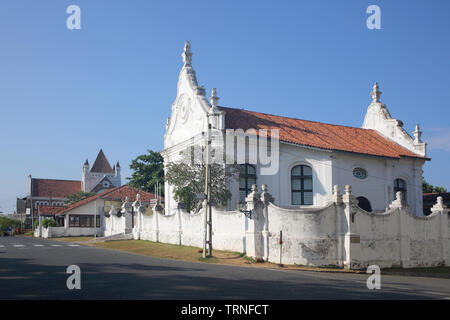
[354,207,448,268]
[211,208,247,253]
[104,214,126,236]
[157,212,181,245]
[267,203,338,266]
[355,209,401,268]
[332,154,425,215]
[104,191,448,269]
[179,211,204,248]
[39,226,99,238]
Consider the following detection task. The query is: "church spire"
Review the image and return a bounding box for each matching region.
[182,41,192,66]
[371,82,382,103]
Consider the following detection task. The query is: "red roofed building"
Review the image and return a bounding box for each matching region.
[24,149,122,227]
[34,185,161,237]
[162,42,429,216]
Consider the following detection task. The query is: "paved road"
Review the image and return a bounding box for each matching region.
[1,236,449,300]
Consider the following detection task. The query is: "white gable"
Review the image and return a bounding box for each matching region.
[164,41,211,149]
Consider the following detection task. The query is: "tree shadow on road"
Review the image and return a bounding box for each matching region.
[0,256,441,300]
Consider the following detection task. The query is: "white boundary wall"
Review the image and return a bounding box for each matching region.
[103,185,449,269]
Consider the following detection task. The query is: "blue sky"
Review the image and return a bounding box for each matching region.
[0,0,449,212]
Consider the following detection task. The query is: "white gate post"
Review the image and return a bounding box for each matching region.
[342,185,361,269]
[431,196,449,266]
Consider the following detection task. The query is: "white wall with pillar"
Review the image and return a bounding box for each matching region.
[101,186,450,269]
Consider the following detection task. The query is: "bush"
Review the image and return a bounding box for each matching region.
[42,218,57,229]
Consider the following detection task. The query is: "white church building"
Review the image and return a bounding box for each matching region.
[162,42,429,216]
[83,42,447,269]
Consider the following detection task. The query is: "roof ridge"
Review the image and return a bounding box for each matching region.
[32,178,81,182]
[218,106,369,131]
[219,106,427,160]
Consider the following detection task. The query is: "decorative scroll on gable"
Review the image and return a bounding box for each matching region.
[362,83,426,157]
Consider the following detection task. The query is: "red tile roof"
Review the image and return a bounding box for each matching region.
[62,185,162,213]
[31,179,82,198]
[38,205,67,215]
[90,149,115,173]
[219,106,427,160]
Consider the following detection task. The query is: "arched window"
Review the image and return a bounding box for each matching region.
[239,164,256,203]
[291,165,313,205]
[394,178,407,201]
[357,196,372,212]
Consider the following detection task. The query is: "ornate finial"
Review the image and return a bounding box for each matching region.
[371,82,382,103]
[431,195,448,213]
[182,41,192,65]
[413,124,422,144]
[333,185,340,195]
[345,184,352,195]
[209,88,219,112]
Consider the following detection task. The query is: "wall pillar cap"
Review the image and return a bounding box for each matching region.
[388,191,406,209]
[431,196,449,213]
[260,184,274,205]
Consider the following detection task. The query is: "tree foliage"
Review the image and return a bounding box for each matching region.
[42,218,58,229]
[165,146,238,213]
[0,216,21,233]
[423,179,447,194]
[66,191,96,205]
[127,149,164,195]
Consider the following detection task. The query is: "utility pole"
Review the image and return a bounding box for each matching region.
[203,88,220,258]
[203,120,211,258]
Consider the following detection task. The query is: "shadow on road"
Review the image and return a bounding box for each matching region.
[0,256,439,300]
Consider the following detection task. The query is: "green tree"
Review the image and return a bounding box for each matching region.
[422,179,447,193]
[0,216,20,234]
[42,218,58,229]
[127,149,164,195]
[66,191,96,205]
[165,146,238,213]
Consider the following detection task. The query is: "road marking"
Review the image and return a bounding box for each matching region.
[51,244,62,247]
[33,244,44,247]
[13,244,25,247]
[67,244,80,247]
[0,245,4,248]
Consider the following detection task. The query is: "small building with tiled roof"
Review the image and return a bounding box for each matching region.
[23,149,122,228]
[34,185,161,238]
[162,42,429,215]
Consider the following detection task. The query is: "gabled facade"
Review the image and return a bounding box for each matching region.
[162,42,429,216]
